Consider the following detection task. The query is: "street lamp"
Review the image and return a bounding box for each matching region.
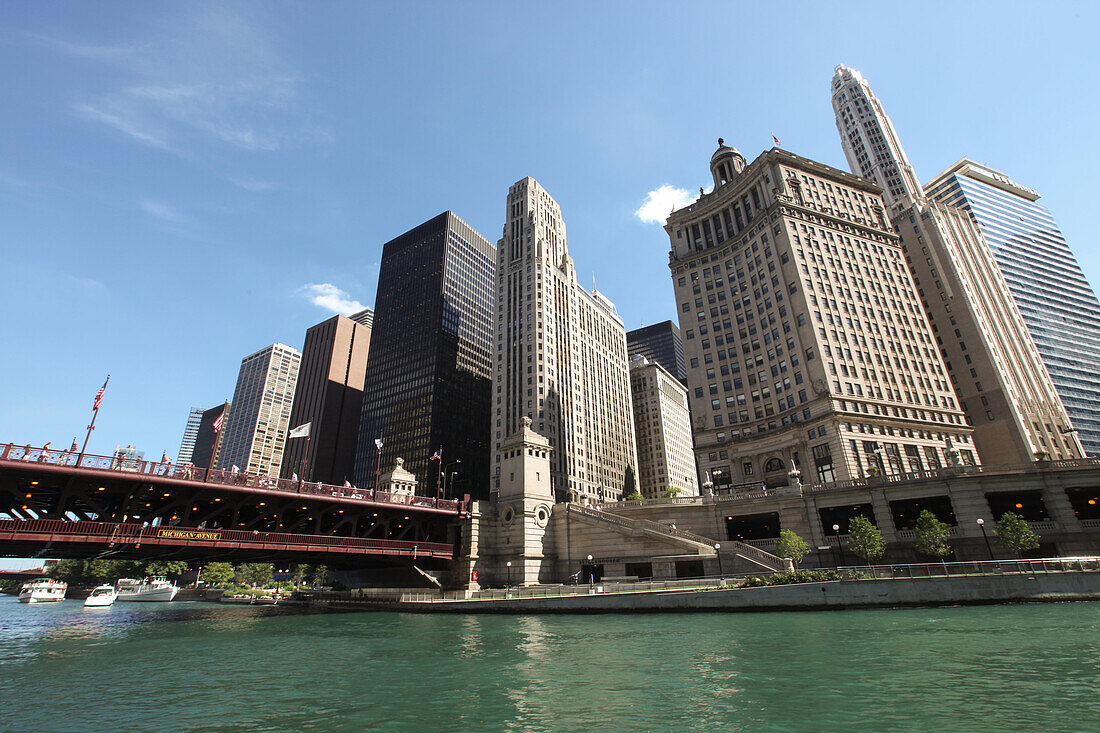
[976,518,994,560]
[714,543,723,576]
[587,554,594,589]
[506,560,512,588]
[832,524,841,567]
[444,460,462,498]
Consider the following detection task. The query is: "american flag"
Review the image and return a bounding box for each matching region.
[374,438,383,450]
[430,449,441,461]
[772,135,782,147]
[212,409,225,433]
[92,375,110,411]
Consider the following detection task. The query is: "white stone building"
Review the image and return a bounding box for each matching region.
[492,177,639,505]
[217,343,301,476]
[629,355,699,499]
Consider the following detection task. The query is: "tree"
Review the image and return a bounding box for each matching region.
[913,510,953,562]
[144,560,190,578]
[775,529,811,567]
[661,486,682,499]
[201,562,235,586]
[624,490,644,501]
[994,512,1040,556]
[237,563,274,587]
[847,515,886,564]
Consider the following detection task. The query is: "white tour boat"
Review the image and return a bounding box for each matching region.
[84,584,118,607]
[115,576,179,602]
[18,578,68,603]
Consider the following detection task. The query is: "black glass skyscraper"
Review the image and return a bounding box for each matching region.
[627,321,687,385]
[354,212,495,499]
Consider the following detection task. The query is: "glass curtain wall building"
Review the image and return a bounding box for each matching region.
[927,160,1100,455]
[176,407,204,465]
[627,321,688,385]
[353,212,495,499]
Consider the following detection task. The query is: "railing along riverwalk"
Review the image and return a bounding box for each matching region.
[0,442,462,514]
[836,556,1100,581]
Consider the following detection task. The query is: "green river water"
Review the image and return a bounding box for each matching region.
[0,597,1096,732]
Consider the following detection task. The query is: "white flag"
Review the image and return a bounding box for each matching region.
[288,422,311,439]
[231,465,240,474]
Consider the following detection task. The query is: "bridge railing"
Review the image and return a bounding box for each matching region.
[0,443,462,514]
[0,518,453,556]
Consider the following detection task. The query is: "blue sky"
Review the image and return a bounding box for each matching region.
[2,0,1099,462]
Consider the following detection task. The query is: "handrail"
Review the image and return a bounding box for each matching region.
[0,442,462,514]
[0,518,452,555]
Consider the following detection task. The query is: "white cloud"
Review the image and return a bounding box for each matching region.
[299,283,367,316]
[57,6,326,154]
[634,185,696,224]
[228,176,275,192]
[138,197,187,223]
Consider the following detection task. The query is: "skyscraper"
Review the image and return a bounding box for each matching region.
[627,320,687,384]
[281,314,371,484]
[926,160,1100,456]
[216,343,301,476]
[176,407,204,465]
[353,212,495,499]
[666,142,974,489]
[830,64,1083,464]
[831,65,923,215]
[191,401,230,470]
[630,355,699,499]
[493,177,638,504]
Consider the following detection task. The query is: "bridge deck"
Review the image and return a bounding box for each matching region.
[0,518,453,560]
[0,443,464,516]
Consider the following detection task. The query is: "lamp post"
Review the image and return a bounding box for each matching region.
[832,523,841,567]
[587,554,594,589]
[976,518,994,560]
[506,560,512,588]
[714,543,723,577]
[444,460,462,498]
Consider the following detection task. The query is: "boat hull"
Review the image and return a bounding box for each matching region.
[116,587,178,602]
[18,591,65,603]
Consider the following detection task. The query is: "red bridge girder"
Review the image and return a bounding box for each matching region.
[0,518,454,566]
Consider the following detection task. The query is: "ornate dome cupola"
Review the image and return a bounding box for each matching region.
[710,138,745,188]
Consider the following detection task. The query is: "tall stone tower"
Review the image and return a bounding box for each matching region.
[492,177,638,505]
[831,64,923,215]
[495,417,555,585]
[829,64,1083,464]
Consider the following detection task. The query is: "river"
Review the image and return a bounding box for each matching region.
[0,596,1096,732]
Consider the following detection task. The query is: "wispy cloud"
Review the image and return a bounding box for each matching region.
[299,283,367,316]
[228,176,275,192]
[634,185,696,224]
[139,197,187,223]
[51,6,326,156]
[66,275,105,289]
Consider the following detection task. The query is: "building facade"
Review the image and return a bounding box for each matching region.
[191,401,229,470]
[926,160,1100,456]
[216,343,301,476]
[666,142,974,491]
[630,355,699,499]
[349,307,375,328]
[627,320,687,384]
[493,177,639,505]
[830,65,1084,463]
[353,212,495,499]
[281,314,371,484]
[831,64,923,215]
[176,407,203,465]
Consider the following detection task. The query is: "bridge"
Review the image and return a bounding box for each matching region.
[0,443,467,567]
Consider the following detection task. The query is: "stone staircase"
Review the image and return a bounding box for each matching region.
[566,503,789,572]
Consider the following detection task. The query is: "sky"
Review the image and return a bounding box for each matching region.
[2,0,1099,463]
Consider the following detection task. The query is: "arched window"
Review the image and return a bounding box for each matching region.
[763,457,785,473]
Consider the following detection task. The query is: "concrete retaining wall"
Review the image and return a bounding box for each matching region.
[323,570,1100,614]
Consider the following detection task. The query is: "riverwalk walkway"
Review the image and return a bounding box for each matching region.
[297,557,1100,613]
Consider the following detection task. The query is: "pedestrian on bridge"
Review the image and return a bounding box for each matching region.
[38,442,52,463]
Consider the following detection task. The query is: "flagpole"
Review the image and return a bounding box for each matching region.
[203,407,226,483]
[78,374,110,467]
[374,438,383,495]
[302,433,311,482]
[436,447,443,500]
